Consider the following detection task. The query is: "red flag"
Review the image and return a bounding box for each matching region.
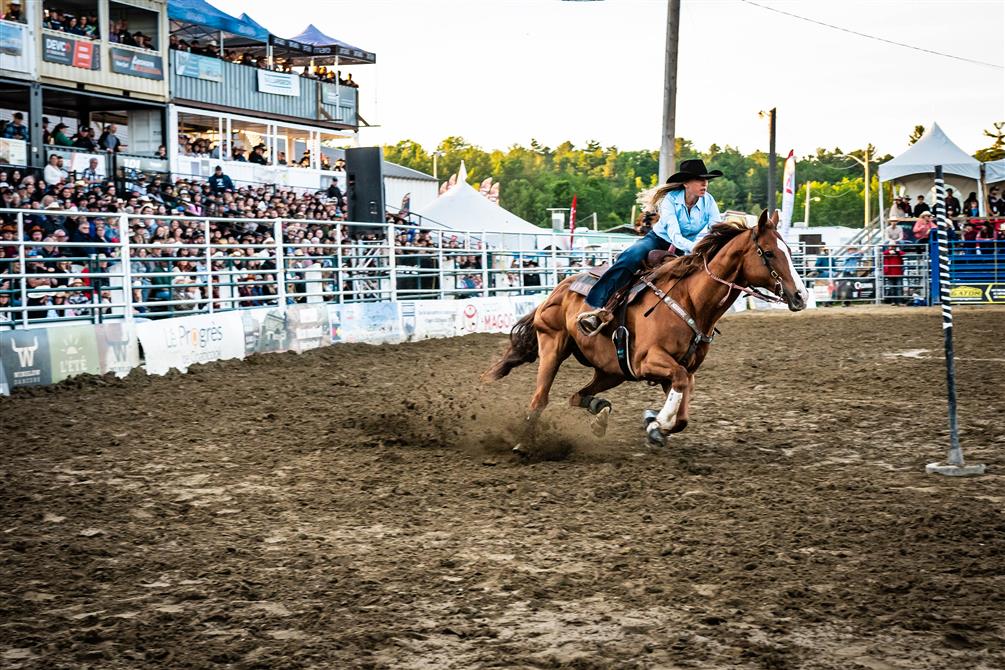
[569,194,578,247]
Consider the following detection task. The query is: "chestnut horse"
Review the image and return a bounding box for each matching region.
[483,210,809,447]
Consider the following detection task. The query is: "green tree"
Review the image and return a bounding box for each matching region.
[975,121,1005,162]
[908,125,926,145]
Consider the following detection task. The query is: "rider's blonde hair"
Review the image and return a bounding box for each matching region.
[639,182,685,214]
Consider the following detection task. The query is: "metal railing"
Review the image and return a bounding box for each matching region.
[0,209,632,329]
[6,210,1000,329]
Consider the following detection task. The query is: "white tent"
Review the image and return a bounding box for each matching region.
[415,162,547,249]
[878,123,983,218]
[985,158,1005,185]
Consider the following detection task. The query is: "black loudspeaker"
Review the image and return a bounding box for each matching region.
[345,147,385,223]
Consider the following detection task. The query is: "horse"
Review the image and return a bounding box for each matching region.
[482,209,809,447]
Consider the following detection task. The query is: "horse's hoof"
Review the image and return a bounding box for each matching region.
[646,425,666,448]
[642,409,659,429]
[590,406,611,437]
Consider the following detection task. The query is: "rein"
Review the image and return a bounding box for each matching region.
[701,229,786,305]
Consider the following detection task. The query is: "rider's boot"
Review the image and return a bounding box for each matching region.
[577,308,613,337]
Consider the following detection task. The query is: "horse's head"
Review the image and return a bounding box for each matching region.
[742,210,809,311]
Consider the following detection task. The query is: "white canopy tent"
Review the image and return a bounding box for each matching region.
[878,123,983,219]
[415,162,547,249]
[985,158,1005,186]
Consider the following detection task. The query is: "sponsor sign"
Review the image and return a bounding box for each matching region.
[43,34,99,70]
[47,324,100,383]
[287,304,331,353]
[949,283,1005,304]
[174,50,222,82]
[257,70,300,97]
[321,86,340,106]
[109,47,164,80]
[0,329,52,388]
[511,296,544,318]
[0,137,27,165]
[330,302,402,343]
[95,322,140,376]
[456,298,516,335]
[412,300,459,339]
[137,312,244,374]
[242,304,332,354]
[1,19,30,73]
[0,20,24,57]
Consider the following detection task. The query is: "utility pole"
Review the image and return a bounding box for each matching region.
[659,0,681,183]
[767,107,777,212]
[841,146,872,229]
[804,181,811,226]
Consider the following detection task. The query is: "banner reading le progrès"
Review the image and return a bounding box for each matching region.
[137,312,244,374]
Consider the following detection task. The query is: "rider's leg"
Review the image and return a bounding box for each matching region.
[578,231,669,336]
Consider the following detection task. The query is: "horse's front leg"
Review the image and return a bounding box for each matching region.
[640,357,689,447]
[666,373,693,434]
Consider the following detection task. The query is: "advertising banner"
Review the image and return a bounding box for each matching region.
[242,307,290,355]
[287,303,331,353]
[257,70,300,97]
[0,137,27,165]
[47,324,100,383]
[455,297,517,335]
[42,34,99,70]
[174,50,222,82]
[949,283,1005,304]
[109,47,164,80]
[330,302,402,343]
[0,19,31,73]
[137,311,245,374]
[95,321,140,376]
[780,150,796,234]
[511,296,544,318]
[0,329,52,389]
[412,300,459,339]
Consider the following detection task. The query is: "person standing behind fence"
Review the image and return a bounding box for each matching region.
[882,244,905,304]
[209,166,234,193]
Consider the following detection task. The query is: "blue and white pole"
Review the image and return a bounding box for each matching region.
[926,165,985,476]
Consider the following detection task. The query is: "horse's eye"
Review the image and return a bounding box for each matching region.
[764,251,775,259]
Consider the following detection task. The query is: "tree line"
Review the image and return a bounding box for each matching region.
[383,123,1004,231]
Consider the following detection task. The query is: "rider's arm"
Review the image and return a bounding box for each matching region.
[656,196,697,252]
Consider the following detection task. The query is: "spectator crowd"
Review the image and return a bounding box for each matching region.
[0,163,496,324]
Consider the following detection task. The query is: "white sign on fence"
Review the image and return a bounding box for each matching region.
[256,70,300,97]
[137,311,245,374]
[412,300,460,339]
[455,297,517,335]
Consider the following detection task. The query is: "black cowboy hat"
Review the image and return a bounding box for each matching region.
[665,159,723,183]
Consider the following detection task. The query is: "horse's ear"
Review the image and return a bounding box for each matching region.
[757,208,771,233]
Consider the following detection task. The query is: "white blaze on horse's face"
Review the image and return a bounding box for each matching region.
[775,232,809,311]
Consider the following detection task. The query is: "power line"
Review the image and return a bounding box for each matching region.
[737,0,1004,70]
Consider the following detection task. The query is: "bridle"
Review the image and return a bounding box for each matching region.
[702,228,786,305]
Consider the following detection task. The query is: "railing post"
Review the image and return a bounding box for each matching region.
[550,234,559,290]
[274,218,287,310]
[873,244,882,305]
[118,213,134,321]
[437,234,445,300]
[16,212,27,327]
[386,219,398,302]
[481,236,489,298]
[335,224,344,304]
[204,218,214,313]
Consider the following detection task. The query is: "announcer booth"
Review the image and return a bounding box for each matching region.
[166,5,376,192]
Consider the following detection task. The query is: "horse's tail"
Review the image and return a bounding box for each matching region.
[481,311,539,382]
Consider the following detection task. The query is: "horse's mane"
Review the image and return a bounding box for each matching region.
[650,220,751,281]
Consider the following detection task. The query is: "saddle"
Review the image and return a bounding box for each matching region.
[569,248,676,302]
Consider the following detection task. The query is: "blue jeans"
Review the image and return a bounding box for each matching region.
[585,230,671,308]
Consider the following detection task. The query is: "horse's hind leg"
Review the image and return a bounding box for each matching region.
[528,329,569,419]
[666,373,694,434]
[570,370,622,437]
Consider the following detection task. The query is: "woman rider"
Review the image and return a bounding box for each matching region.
[577,159,724,336]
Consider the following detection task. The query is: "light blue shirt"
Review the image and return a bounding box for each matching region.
[652,188,722,253]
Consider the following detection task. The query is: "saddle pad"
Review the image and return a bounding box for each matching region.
[568,272,649,305]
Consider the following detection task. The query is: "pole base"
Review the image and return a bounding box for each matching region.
[925,462,986,477]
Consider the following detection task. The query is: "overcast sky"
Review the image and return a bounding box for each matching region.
[211,0,1004,157]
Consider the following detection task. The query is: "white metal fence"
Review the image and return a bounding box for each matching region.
[0,209,933,329]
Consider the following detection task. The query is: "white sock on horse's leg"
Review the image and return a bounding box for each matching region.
[656,388,683,430]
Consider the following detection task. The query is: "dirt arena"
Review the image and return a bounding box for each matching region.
[1,306,1004,669]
